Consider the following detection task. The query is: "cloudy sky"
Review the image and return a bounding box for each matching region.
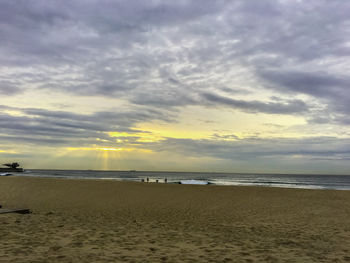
[1,0,350,174]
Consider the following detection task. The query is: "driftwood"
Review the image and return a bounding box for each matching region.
[0,208,31,214]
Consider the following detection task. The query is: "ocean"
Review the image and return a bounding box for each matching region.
[16,169,350,190]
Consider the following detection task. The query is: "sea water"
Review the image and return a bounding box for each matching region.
[19,169,350,190]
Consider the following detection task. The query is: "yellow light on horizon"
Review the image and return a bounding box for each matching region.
[65,147,153,153]
[108,131,164,143]
[66,147,122,152]
[97,147,122,151]
[0,149,17,153]
[130,126,212,140]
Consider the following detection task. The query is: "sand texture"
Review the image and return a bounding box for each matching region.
[1,176,350,262]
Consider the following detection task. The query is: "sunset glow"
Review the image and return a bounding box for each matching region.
[1,1,350,174]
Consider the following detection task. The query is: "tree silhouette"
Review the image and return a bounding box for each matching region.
[2,162,20,169]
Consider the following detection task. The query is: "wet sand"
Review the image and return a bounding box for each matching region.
[1,176,350,262]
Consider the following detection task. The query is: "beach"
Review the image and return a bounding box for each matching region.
[1,177,350,262]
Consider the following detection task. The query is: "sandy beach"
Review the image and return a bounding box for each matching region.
[1,176,350,262]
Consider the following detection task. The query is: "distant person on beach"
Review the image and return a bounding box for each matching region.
[165,178,167,183]
[156,179,158,183]
[141,179,144,182]
[146,177,149,183]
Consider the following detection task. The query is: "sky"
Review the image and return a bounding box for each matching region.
[1,0,350,174]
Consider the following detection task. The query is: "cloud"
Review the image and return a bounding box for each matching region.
[258,70,350,97]
[1,0,349,121]
[148,136,350,162]
[0,105,172,147]
[3,104,349,169]
[0,81,22,95]
[1,0,350,172]
[258,70,350,122]
[202,93,309,114]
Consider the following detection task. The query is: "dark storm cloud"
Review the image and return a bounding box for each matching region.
[131,90,197,107]
[1,0,350,120]
[0,0,225,65]
[0,134,67,145]
[0,105,172,146]
[22,107,172,127]
[0,81,22,95]
[258,70,350,105]
[1,105,350,172]
[148,137,350,162]
[258,71,350,96]
[202,93,308,115]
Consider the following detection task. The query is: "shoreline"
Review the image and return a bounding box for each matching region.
[25,168,350,176]
[10,173,350,191]
[1,176,350,262]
